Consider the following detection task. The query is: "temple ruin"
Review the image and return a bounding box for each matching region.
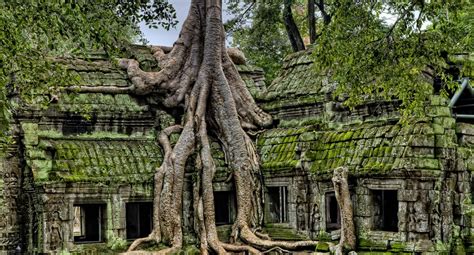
[0,46,473,254]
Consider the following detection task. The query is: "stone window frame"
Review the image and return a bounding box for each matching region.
[325,191,341,231]
[70,201,107,244]
[264,181,291,225]
[214,190,237,225]
[317,181,355,240]
[122,197,153,239]
[360,179,404,241]
[125,201,154,240]
[371,189,398,232]
[212,182,237,225]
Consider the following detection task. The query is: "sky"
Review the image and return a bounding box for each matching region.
[139,0,231,46]
[139,0,189,46]
[139,2,426,46]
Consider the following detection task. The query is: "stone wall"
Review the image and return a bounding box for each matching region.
[0,144,21,253]
[33,183,154,253]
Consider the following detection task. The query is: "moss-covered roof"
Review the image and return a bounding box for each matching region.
[18,46,466,184]
[257,113,455,176]
[18,45,271,184]
[30,45,266,116]
[28,137,161,183]
[264,50,328,101]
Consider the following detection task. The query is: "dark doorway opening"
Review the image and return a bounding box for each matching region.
[266,186,288,223]
[214,191,236,225]
[325,192,341,230]
[372,190,398,232]
[73,204,105,243]
[126,202,153,239]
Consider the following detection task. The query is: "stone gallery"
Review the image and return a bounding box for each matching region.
[0,45,473,254]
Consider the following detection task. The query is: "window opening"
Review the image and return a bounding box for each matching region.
[372,190,398,232]
[73,204,105,243]
[126,202,153,239]
[325,192,341,230]
[267,186,288,223]
[214,191,236,225]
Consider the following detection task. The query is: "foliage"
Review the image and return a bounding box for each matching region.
[227,0,293,82]
[0,1,176,141]
[312,0,473,119]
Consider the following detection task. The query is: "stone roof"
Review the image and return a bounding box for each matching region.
[256,85,456,177]
[16,46,471,184]
[21,122,162,183]
[18,45,268,184]
[264,50,328,101]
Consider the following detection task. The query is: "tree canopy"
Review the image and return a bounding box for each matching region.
[228,0,472,118]
[312,0,473,118]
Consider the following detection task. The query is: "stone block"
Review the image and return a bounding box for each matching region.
[418,182,434,190]
[430,95,449,106]
[414,240,434,252]
[405,147,435,158]
[432,123,445,135]
[399,190,419,202]
[355,195,372,217]
[404,179,417,190]
[457,147,472,159]
[409,135,435,147]
[358,238,388,250]
[435,134,457,148]
[457,158,467,171]
[456,122,474,135]
[427,106,451,117]
[413,158,440,170]
[459,135,474,147]
[433,117,456,130]
[415,219,430,233]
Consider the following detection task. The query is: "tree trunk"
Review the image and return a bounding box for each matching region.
[70,0,347,253]
[316,0,331,25]
[331,167,356,255]
[283,0,305,52]
[308,0,317,44]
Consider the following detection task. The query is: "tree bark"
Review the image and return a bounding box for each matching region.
[308,0,317,44]
[331,167,356,255]
[283,0,305,52]
[316,0,331,25]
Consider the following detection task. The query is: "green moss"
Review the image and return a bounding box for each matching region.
[359,238,388,250]
[180,245,200,255]
[317,231,332,242]
[389,241,407,252]
[106,232,127,251]
[31,160,53,180]
[433,117,456,130]
[357,252,397,255]
[435,134,457,148]
[263,225,306,241]
[278,117,323,128]
[315,242,330,251]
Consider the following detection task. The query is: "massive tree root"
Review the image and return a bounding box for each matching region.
[331,167,356,255]
[71,0,356,254]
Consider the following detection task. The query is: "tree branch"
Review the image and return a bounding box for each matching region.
[283,0,305,52]
[308,0,317,44]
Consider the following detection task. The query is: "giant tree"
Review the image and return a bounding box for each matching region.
[70,0,348,253]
